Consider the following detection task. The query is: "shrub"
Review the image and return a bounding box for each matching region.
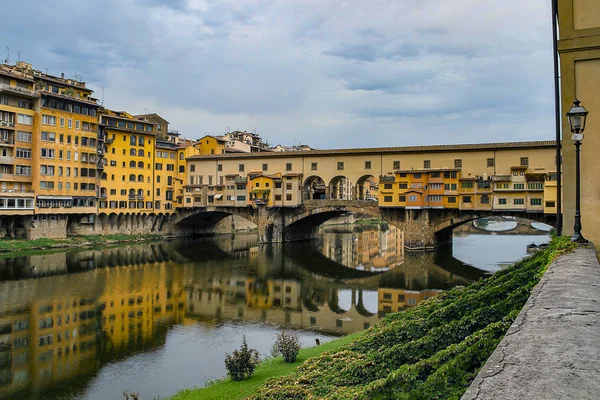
[225,336,260,381]
[275,330,301,363]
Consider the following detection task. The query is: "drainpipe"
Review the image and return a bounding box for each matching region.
[552,0,562,235]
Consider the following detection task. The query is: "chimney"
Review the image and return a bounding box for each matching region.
[61,73,64,79]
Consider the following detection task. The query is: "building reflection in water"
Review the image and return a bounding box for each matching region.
[0,226,480,399]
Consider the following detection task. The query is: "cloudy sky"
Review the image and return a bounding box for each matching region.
[3,0,554,148]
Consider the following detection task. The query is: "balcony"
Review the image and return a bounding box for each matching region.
[235,177,248,184]
[0,121,15,129]
[129,194,144,200]
[0,173,14,181]
[492,175,511,182]
[0,156,14,164]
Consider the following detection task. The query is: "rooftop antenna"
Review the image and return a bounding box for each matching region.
[17,51,20,62]
[5,46,9,64]
[101,86,105,106]
[144,108,148,114]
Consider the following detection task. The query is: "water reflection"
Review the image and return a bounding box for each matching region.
[0,227,483,400]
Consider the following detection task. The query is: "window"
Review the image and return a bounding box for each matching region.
[514,183,525,190]
[408,195,417,202]
[16,131,32,142]
[337,162,344,170]
[399,183,408,189]
[527,182,544,190]
[68,119,72,128]
[236,195,246,201]
[514,198,525,205]
[41,131,55,142]
[16,165,31,175]
[461,181,474,188]
[239,164,245,172]
[365,161,372,169]
[429,183,442,189]
[454,159,462,168]
[189,164,195,172]
[399,195,406,202]
[481,194,490,204]
[462,196,472,203]
[39,181,55,190]
[311,162,317,170]
[393,161,400,169]
[429,195,442,202]
[530,198,542,206]
[41,115,56,126]
[16,148,31,159]
[498,198,507,205]
[448,196,457,203]
[487,158,494,167]
[413,173,421,179]
[179,166,185,173]
[286,163,292,171]
[384,195,393,202]
[286,183,293,190]
[18,114,33,125]
[41,148,55,158]
[130,136,137,146]
[40,165,55,175]
[521,157,529,166]
[423,160,431,168]
[383,184,393,189]
[286,194,292,201]
[546,201,556,208]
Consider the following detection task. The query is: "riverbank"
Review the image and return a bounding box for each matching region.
[175,236,574,399]
[0,234,161,255]
[172,332,364,400]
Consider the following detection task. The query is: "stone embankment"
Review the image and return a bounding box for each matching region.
[462,247,600,400]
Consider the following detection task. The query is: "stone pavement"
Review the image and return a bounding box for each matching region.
[462,247,600,400]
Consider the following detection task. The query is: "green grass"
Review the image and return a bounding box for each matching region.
[0,234,161,254]
[171,332,365,400]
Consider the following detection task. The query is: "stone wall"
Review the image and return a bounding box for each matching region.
[26,218,68,240]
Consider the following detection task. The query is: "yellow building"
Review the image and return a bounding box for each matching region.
[98,109,156,212]
[558,0,600,247]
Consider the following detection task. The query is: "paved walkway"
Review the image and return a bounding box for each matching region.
[462,247,600,400]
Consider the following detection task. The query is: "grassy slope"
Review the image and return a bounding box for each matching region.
[171,332,365,400]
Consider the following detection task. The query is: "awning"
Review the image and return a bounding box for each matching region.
[36,196,73,201]
[214,194,223,200]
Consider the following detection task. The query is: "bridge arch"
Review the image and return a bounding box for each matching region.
[355,174,377,201]
[328,175,354,200]
[303,175,327,200]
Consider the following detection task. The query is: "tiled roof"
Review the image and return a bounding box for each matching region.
[188,140,557,161]
[394,168,461,174]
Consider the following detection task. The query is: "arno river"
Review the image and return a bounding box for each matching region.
[0,220,550,400]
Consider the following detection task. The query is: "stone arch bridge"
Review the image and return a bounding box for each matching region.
[167,200,556,250]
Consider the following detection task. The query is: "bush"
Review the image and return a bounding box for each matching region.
[275,330,301,363]
[225,336,260,381]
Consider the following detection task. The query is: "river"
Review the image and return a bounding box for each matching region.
[0,220,550,400]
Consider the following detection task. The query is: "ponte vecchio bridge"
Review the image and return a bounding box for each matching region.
[169,140,557,249]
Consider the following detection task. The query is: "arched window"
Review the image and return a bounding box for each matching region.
[100,187,107,196]
[138,137,144,146]
[129,189,135,195]
[138,174,144,182]
[101,172,107,180]
[129,174,136,182]
[138,161,144,168]
[130,148,136,156]
[147,152,151,158]
[138,149,145,157]
[137,189,144,196]
[130,135,137,146]
[129,160,136,168]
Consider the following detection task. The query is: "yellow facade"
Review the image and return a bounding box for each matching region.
[558,0,600,247]
[98,110,157,212]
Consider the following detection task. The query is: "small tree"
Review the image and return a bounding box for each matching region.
[275,330,301,363]
[224,336,260,381]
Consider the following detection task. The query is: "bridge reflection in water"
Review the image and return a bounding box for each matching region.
[0,227,483,400]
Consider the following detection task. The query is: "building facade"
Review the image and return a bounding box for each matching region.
[558,0,600,247]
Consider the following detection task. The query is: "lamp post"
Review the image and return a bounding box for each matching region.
[566,99,589,243]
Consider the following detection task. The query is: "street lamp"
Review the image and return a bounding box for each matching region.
[566,99,589,243]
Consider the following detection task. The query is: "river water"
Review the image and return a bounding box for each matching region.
[0,221,550,400]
